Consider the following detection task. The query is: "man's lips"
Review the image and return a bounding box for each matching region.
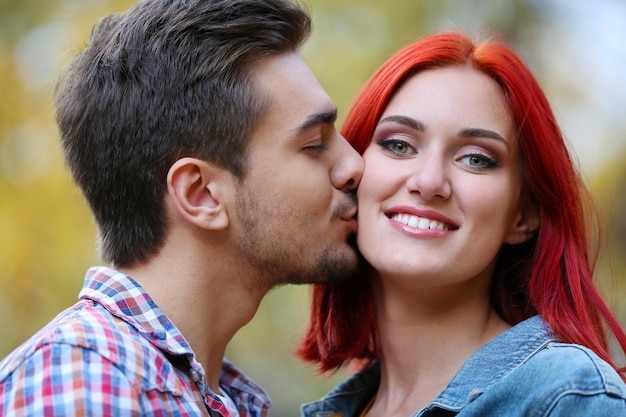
[341,206,358,233]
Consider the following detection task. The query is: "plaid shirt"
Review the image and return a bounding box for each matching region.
[0,266,271,417]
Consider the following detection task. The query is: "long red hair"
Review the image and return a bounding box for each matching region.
[297,31,626,378]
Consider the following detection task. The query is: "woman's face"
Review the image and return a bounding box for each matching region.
[357,66,527,290]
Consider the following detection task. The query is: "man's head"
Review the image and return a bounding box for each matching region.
[229,53,363,288]
[56,0,363,284]
[55,0,312,267]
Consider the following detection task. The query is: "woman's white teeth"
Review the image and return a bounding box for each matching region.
[392,213,447,230]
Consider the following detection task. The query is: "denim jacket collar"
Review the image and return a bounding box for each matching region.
[301,315,556,417]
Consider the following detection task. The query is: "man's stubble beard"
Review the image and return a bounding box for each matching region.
[233,187,360,290]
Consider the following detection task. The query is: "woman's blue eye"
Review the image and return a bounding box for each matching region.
[380,139,414,155]
[460,154,499,168]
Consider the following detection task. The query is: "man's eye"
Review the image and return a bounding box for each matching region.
[304,144,327,154]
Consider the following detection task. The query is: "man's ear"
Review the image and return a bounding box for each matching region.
[504,197,540,245]
[166,157,233,230]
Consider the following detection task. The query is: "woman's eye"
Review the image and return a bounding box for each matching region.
[379,138,415,155]
[460,153,499,168]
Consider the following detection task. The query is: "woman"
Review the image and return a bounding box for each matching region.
[297,32,626,416]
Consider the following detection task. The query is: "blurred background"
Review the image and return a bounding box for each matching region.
[1,0,625,415]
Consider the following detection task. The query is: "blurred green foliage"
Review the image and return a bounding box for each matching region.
[1,1,625,416]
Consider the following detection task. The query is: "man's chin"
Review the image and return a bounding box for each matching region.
[309,245,362,284]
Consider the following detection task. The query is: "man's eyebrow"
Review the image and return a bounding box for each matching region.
[296,108,338,134]
[378,115,424,131]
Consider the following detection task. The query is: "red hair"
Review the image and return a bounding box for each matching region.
[297,31,626,377]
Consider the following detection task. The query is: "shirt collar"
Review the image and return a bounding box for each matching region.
[432,315,555,411]
[79,266,272,416]
[79,266,190,355]
[220,359,273,415]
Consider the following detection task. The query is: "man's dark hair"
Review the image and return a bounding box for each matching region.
[54,0,311,267]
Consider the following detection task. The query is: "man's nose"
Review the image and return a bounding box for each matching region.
[330,132,364,192]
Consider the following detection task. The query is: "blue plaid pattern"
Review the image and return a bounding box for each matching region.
[0,266,271,416]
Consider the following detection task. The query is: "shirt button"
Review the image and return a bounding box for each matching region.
[190,369,201,382]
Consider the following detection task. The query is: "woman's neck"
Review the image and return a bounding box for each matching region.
[367,275,510,417]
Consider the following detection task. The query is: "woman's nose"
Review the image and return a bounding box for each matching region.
[405,153,451,201]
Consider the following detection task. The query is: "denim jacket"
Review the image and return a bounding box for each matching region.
[301,315,626,417]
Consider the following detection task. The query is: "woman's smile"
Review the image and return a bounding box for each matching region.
[356,66,524,286]
[389,212,450,231]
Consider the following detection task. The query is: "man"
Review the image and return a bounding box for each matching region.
[0,0,363,415]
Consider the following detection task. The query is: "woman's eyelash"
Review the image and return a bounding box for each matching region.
[460,153,500,168]
[378,138,414,154]
[377,137,501,169]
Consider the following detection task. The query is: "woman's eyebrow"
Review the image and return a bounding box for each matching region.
[378,115,425,131]
[378,116,510,147]
[459,127,508,146]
